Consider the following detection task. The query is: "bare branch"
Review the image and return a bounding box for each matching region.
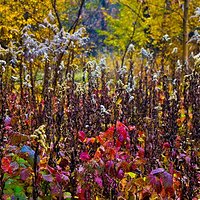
[51,0,62,30]
[68,0,85,33]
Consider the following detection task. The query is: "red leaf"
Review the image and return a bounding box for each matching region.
[116,121,128,142]
[55,173,62,182]
[118,134,125,142]
[107,147,116,160]
[104,126,114,139]
[165,186,175,198]
[138,130,145,137]
[1,157,12,174]
[116,139,122,148]
[47,165,56,174]
[77,186,86,200]
[163,142,170,149]
[96,135,104,144]
[80,152,90,161]
[78,131,86,142]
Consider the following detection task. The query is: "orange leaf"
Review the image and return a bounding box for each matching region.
[86,137,96,144]
[94,150,101,160]
[104,126,114,139]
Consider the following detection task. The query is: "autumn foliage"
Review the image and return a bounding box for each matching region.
[0,1,200,200]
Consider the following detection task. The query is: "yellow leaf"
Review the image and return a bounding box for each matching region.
[138,137,144,142]
[120,177,127,191]
[116,97,122,105]
[161,154,168,164]
[125,172,137,179]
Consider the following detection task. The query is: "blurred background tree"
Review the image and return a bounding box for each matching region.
[1,0,199,66]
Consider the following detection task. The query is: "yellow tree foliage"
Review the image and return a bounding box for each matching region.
[102,0,199,63]
[0,0,51,45]
[0,0,78,47]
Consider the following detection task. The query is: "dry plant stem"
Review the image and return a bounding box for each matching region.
[51,0,62,31]
[182,0,189,68]
[0,69,5,199]
[120,4,142,68]
[32,143,39,200]
[68,0,86,34]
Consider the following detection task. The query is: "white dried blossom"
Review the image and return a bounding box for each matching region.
[0,60,6,65]
[193,52,200,65]
[172,79,177,85]
[48,10,55,22]
[162,34,170,41]
[25,74,30,81]
[169,90,177,101]
[118,66,127,76]
[152,72,159,82]
[23,82,32,88]
[59,61,64,70]
[127,44,135,53]
[39,24,46,29]
[191,7,200,19]
[91,94,97,104]
[117,79,124,86]
[172,47,178,54]
[106,79,113,86]
[11,76,18,81]
[141,48,153,60]
[87,60,96,70]
[1,66,5,72]
[188,30,200,43]
[100,105,109,115]
[176,60,182,72]
[99,57,106,70]
[192,52,200,59]
[154,105,162,111]
[126,82,134,93]
[128,96,134,103]
[21,25,31,33]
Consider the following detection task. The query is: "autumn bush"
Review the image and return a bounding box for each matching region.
[0,11,200,200]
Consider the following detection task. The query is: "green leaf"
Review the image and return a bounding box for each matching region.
[16,157,29,167]
[13,194,27,200]
[64,192,72,199]
[5,178,17,188]
[3,187,13,195]
[14,185,23,194]
[126,172,137,179]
